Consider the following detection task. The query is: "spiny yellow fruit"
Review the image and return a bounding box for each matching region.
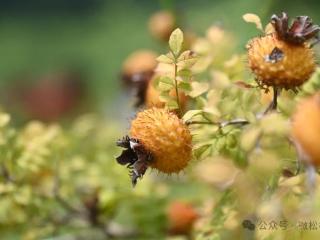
[130,108,192,173]
[145,77,188,111]
[247,12,319,90]
[292,93,320,166]
[247,33,316,89]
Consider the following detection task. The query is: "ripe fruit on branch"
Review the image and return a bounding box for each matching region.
[292,93,320,166]
[247,12,319,90]
[116,108,192,186]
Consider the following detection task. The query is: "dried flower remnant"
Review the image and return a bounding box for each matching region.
[271,12,320,45]
[116,136,153,186]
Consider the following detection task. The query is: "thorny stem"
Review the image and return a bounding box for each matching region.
[264,86,279,114]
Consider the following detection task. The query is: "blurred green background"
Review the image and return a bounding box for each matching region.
[0,0,319,115]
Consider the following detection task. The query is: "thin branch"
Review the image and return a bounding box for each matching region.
[187,118,249,128]
[186,120,217,125]
[55,194,82,215]
[264,86,279,114]
[220,118,250,128]
[53,159,83,215]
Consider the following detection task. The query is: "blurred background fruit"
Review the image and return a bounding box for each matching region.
[292,93,320,166]
[121,50,157,106]
[148,10,176,42]
[6,71,86,121]
[167,201,199,235]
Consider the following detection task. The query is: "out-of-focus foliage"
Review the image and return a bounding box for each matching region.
[0,111,213,239]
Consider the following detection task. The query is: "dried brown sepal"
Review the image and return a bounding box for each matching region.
[271,12,320,45]
[116,136,153,186]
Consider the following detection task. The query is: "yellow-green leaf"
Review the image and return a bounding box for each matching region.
[178,81,192,92]
[188,82,209,98]
[241,127,261,151]
[157,54,174,64]
[242,13,263,31]
[182,110,203,123]
[169,28,184,56]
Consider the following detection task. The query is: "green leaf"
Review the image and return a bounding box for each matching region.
[167,100,179,110]
[156,54,174,64]
[182,110,203,123]
[177,69,192,78]
[241,127,261,151]
[159,91,172,103]
[188,82,209,98]
[158,76,174,91]
[177,50,197,69]
[158,82,173,91]
[169,28,184,56]
[196,96,207,109]
[177,50,196,61]
[202,108,221,120]
[159,76,174,85]
[193,144,212,159]
[260,113,289,135]
[178,80,192,92]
